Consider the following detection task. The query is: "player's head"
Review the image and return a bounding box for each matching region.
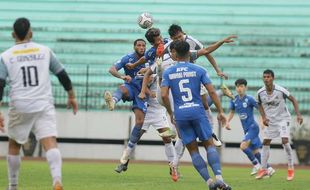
[263,69,274,86]
[235,78,247,95]
[133,39,146,57]
[145,28,162,47]
[168,24,185,41]
[12,17,32,42]
[174,40,190,61]
[169,40,179,61]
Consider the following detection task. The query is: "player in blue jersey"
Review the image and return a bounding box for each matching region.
[226,79,274,176]
[161,40,231,190]
[104,38,147,111]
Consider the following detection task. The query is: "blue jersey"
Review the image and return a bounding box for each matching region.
[229,95,259,132]
[161,62,211,120]
[114,52,145,79]
[144,39,169,66]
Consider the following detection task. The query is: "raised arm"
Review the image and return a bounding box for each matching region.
[197,35,237,57]
[125,56,146,70]
[287,95,303,125]
[161,86,174,124]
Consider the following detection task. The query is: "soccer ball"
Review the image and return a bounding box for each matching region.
[137,12,153,29]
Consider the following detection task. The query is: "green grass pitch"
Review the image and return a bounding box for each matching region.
[0,159,309,190]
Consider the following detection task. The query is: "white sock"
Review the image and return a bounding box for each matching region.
[261,145,270,169]
[175,138,185,160]
[283,143,294,169]
[205,108,214,129]
[46,148,62,186]
[7,155,21,187]
[215,175,223,181]
[164,142,177,165]
[126,141,137,158]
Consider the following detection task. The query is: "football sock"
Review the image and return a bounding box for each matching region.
[283,143,294,169]
[175,138,185,159]
[206,146,222,176]
[46,148,62,186]
[190,151,211,182]
[112,88,123,103]
[7,155,21,187]
[261,145,270,169]
[243,147,259,165]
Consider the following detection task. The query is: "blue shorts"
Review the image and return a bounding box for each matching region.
[123,82,147,113]
[176,116,212,145]
[243,124,262,150]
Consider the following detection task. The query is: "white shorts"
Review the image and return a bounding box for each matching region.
[200,84,208,96]
[142,108,170,131]
[8,105,57,144]
[263,120,291,139]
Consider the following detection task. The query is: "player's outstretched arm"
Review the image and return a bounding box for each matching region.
[204,83,227,127]
[204,54,228,80]
[125,56,146,70]
[139,68,153,99]
[198,35,237,57]
[109,65,132,83]
[287,95,303,125]
[56,70,78,115]
[161,86,175,125]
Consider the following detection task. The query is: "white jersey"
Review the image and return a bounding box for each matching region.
[257,84,291,124]
[0,42,64,113]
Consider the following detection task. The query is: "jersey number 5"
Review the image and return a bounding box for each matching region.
[21,66,39,87]
[178,79,193,102]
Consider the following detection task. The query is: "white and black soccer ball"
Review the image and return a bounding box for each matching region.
[137,12,153,29]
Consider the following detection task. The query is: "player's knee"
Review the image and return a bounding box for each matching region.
[282,138,289,144]
[240,142,248,150]
[119,86,129,99]
[135,118,144,126]
[8,139,22,155]
[162,137,171,143]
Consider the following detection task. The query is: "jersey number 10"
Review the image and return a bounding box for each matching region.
[21,66,39,87]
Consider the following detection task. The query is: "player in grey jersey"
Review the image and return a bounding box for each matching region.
[0,18,78,190]
[255,69,303,181]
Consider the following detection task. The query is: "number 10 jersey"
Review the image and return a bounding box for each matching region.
[0,42,64,113]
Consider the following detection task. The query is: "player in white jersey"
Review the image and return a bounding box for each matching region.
[115,74,178,180]
[255,69,303,181]
[0,18,78,190]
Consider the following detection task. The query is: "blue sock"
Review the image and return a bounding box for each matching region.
[129,125,142,144]
[243,148,258,165]
[206,146,222,175]
[254,152,261,163]
[190,152,211,182]
[112,88,123,103]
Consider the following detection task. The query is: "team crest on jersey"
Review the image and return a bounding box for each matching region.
[243,102,248,108]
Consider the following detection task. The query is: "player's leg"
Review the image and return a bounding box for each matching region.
[176,119,215,186]
[33,105,63,190]
[115,107,145,173]
[240,127,261,174]
[251,138,275,176]
[280,121,294,180]
[201,89,222,147]
[6,110,35,190]
[7,139,22,190]
[40,137,63,190]
[104,84,131,111]
[194,117,231,190]
[256,138,272,179]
